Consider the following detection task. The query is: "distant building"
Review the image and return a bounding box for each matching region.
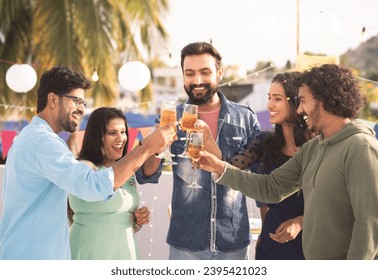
[151,67,186,111]
[221,69,277,130]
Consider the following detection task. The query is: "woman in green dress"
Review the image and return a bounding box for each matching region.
[68,107,150,259]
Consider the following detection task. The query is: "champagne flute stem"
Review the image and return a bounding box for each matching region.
[178,132,190,158]
[184,133,189,152]
[192,163,197,185]
[162,144,177,165]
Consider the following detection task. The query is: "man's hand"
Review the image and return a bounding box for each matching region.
[197,150,226,175]
[141,122,178,155]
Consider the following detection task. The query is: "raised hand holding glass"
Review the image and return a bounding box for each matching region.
[156,100,177,165]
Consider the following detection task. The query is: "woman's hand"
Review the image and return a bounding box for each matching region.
[133,207,150,232]
[269,216,303,243]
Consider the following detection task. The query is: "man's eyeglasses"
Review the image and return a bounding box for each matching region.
[58,95,87,108]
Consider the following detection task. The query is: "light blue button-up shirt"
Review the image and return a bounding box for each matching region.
[0,116,114,259]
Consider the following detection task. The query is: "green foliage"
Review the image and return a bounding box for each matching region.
[0,0,169,120]
[344,35,378,122]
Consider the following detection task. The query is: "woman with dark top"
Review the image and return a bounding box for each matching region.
[231,71,310,259]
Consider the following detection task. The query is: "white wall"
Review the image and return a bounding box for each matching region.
[136,171,173,260]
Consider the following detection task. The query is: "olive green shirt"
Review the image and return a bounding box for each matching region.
[217,121,378,260]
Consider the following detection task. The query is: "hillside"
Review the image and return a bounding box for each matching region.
[343,35,378,79]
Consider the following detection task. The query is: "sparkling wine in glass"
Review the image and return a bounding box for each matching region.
[187,132,204,189]
[156,100,177,165]
[178,104,198,158]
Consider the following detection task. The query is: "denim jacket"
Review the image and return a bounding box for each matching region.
[135,92,261,252]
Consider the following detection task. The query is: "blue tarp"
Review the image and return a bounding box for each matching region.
[79,112,157,130]
[1,120,29,131]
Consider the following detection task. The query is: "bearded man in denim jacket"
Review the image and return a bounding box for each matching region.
[136,42,261,260]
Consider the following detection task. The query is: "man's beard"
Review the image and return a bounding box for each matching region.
[184,83,218,106]
[60,117,78,133]
[58,107,79,133]
[307,101,321,133]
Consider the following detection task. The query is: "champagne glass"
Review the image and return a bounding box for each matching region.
[186,132,204,189]
[156,100,177,165]
[178,104,198,158]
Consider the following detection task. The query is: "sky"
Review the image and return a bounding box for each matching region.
[161,0,378,70]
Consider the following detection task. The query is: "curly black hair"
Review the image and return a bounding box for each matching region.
[295,64,365,119]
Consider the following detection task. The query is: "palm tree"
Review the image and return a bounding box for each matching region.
[0,0,169,119]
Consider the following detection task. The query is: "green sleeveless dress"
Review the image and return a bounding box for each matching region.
[69,175,140,259]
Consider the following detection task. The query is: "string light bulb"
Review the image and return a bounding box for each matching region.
[361,26,367,43]
[168,53,176,67]
[91,67,99,82]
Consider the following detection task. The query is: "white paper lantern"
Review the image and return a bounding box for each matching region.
[118,61,151,91]
[5,64,38,93]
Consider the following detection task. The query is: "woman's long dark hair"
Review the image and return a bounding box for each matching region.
[262,72,308,173]
[68,107,129,225]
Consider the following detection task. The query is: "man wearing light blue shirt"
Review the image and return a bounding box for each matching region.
[0,66,175,259]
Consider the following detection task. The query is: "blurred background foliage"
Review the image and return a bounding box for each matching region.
[0,0,170,119]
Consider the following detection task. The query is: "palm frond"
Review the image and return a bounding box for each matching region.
[0,0,170,120]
